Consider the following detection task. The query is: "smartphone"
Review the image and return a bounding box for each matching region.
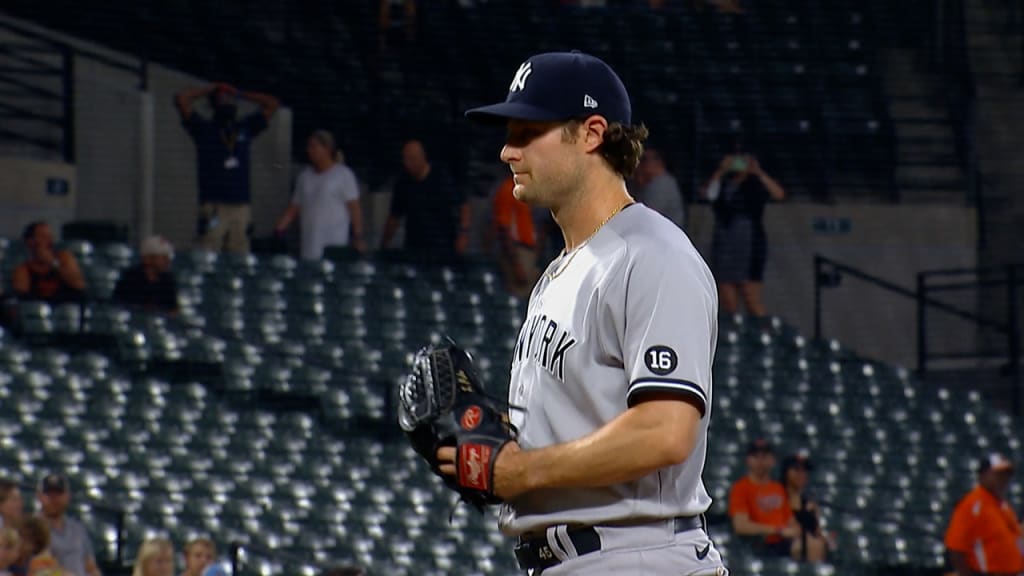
[730,156,748,172]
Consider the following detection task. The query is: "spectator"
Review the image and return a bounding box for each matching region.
[274,130,365,259]
[132,538,172,576]
[781,453,828,562]
[702,138,785,317]
[945,453,1023,576]
[0,480,23,529]
[492,175,539,298]
[379,140,469,263]
[633,149,685,229]
[36,475,99,576]
[178,538,215,576]
[112,237,178,315]
[11,223,86,304]
[729,440,800,557]
[18,516,63,576]
[174,82,280,255]
[0,527,19,576]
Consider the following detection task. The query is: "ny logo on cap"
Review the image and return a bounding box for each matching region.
[509,61,533,93]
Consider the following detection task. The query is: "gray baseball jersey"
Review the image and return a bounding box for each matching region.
[499,203,718,536]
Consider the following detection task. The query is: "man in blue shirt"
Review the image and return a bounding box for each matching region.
[37,473,100,576]
[175,82,279,254]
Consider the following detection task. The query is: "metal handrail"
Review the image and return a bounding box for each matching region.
[814,253,1022,414]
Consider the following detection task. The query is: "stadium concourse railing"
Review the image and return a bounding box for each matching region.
[0,17,147,162]
[814,254,1023,414]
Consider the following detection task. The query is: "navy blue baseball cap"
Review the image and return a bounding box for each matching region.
[465,51,632,125]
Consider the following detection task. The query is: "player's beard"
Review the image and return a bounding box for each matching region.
[514,156,586,211]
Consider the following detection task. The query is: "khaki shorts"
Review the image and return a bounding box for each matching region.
[199,202,251,254]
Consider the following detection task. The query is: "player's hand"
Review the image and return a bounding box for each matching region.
[436,441,526,500]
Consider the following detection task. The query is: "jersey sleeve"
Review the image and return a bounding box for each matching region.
[728,480,751,517]
[621,247,716,415]
[341,168,360,203]
[944,498,974,552]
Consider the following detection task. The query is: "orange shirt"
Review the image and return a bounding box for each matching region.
[493,177,537,248]
[945,485,1024,574]
[729,476,792,540]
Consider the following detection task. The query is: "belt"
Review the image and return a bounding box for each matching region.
[514,515,706,572]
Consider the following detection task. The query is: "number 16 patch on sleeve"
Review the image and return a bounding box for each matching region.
[644,345,678,375]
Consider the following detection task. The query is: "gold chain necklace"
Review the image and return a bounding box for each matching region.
[546,201,634,280]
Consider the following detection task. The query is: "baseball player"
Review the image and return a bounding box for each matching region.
[437,51,726,575]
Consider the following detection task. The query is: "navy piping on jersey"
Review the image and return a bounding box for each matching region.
[627,377,707,416]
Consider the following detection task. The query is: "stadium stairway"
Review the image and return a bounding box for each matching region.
[1,241,1022,575]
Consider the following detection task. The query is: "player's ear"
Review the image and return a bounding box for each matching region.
[581,115,608,153]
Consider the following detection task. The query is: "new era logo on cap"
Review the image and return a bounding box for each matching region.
[465,51,631,125]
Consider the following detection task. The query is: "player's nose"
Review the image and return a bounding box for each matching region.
[500,144,521,164]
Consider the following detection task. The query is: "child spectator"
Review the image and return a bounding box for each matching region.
[18,516,64,575]
[781,453,829,562]
[132,538,173,576]
[179,539,214,576]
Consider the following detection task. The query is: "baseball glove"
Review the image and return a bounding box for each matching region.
[397,338,516,510]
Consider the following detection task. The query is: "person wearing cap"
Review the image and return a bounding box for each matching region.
[36,475,100,576]
[112,236,179,315]
[780,453,828,562]
[379,139,469,264]
[175,82,280,255]
[729,440,801,557]
[274,130,366,259]
[945,453,1023,576]
[435,51,725,574]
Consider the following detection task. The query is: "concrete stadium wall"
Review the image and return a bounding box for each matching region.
[0,157,77,235]
[0,13,293,248]
[686,203,978,370]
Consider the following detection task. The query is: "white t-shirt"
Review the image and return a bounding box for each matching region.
[292,164,360,260]
[499,203,718,536]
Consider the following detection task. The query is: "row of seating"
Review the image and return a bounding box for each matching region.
[2,242,1022,575]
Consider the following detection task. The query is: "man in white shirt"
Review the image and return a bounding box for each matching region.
[275,130,365,259]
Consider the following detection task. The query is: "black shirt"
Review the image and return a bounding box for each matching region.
[183,112,268,204]
[389,170,465,261]
[113,264,178,313]
[713,173,770,227]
